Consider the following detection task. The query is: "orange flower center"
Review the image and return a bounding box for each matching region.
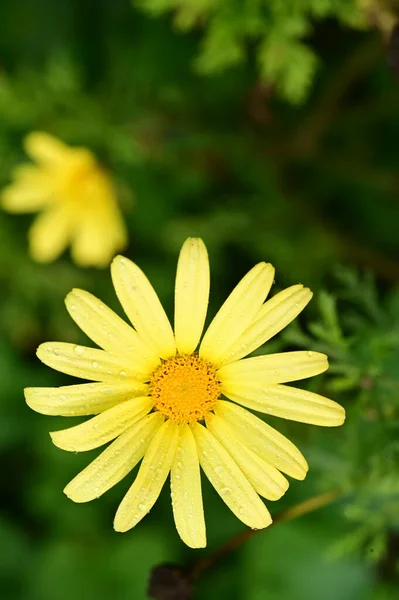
[150,355,221,424]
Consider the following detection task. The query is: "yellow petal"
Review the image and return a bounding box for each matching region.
[71,199,127,268]
[24,380,148,416]
[199,262,275,366]
[214,400,308,480]
[224,384,345,426]
[206,413,289,501]
[111,255,176,359]
[36,342,143,382]
[29,206,73,263]
[64,413,164,502]
[191,422,272,529]
[2,165,53,212]
[65,289,159,377]
[24,131,71,165]
[171,424,206,548]
[174,238,210,355]
[114,420,179,532]
[221,285,313,365]
[218,351,328,388]
[50,396,153,452]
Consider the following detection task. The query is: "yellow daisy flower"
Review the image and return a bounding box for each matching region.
[2,132,127,267]
[25,238,345,548]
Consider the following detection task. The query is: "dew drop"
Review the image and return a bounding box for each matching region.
[74,345,85,356]
[60,394,66,401]
[307,351,313,357]
[119,370,127,378]
[215,466,224,474]
[138,503,146,512]
[92,361,99,368]
[220,487,231,495]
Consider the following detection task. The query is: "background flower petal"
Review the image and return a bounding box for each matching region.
[24,131,71,165]
[28,205,73,263]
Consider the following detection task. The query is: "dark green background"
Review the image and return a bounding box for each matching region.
[1,1,399,599]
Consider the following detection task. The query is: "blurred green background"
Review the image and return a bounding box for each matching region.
[1,1,399,599]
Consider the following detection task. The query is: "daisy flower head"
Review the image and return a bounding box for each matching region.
[2,132,127,267]
[25,238,345,548]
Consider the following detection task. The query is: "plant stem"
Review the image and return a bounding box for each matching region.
[189,488,342,579]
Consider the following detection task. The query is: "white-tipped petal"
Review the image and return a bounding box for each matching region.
[50,396,153,452]
[24,380,148,416]
[171,424,206,548]
[221,285,313,365]
[214,401,308,480]
[114,420,179,532]
[64,413,164,502]
[192,422,272,529]
[200,262,275,366]
[206,413,289,501]
[174,238,210,355]
[111,255,176,359]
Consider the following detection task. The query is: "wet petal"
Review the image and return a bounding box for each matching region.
[206,413,289,501]
[214,401,308,480]
[200,262,275,366]
[111,255,176,359]
[24,380,148,416]
[191,422,271,529]
[65,289,159,376]
[218,351,328,388]
[50,396,153,452]
[64,413,164,502]
[224,384,346,426]
[221,285,312,365]
[174,238,210,355]
[37,342,143,382]
[114,420,179,532]
[171,424,206,548]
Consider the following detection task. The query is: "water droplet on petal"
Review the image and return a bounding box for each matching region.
[74,345,85,356]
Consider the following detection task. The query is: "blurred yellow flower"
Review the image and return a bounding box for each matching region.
[2,132,127,267]
[25,238,345,548]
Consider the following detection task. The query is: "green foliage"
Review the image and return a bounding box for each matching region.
[136,0,368,102]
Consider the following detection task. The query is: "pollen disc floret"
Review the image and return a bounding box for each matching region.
[150,355,221,423]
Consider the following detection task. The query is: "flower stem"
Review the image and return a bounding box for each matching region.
[189,488,342,579]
